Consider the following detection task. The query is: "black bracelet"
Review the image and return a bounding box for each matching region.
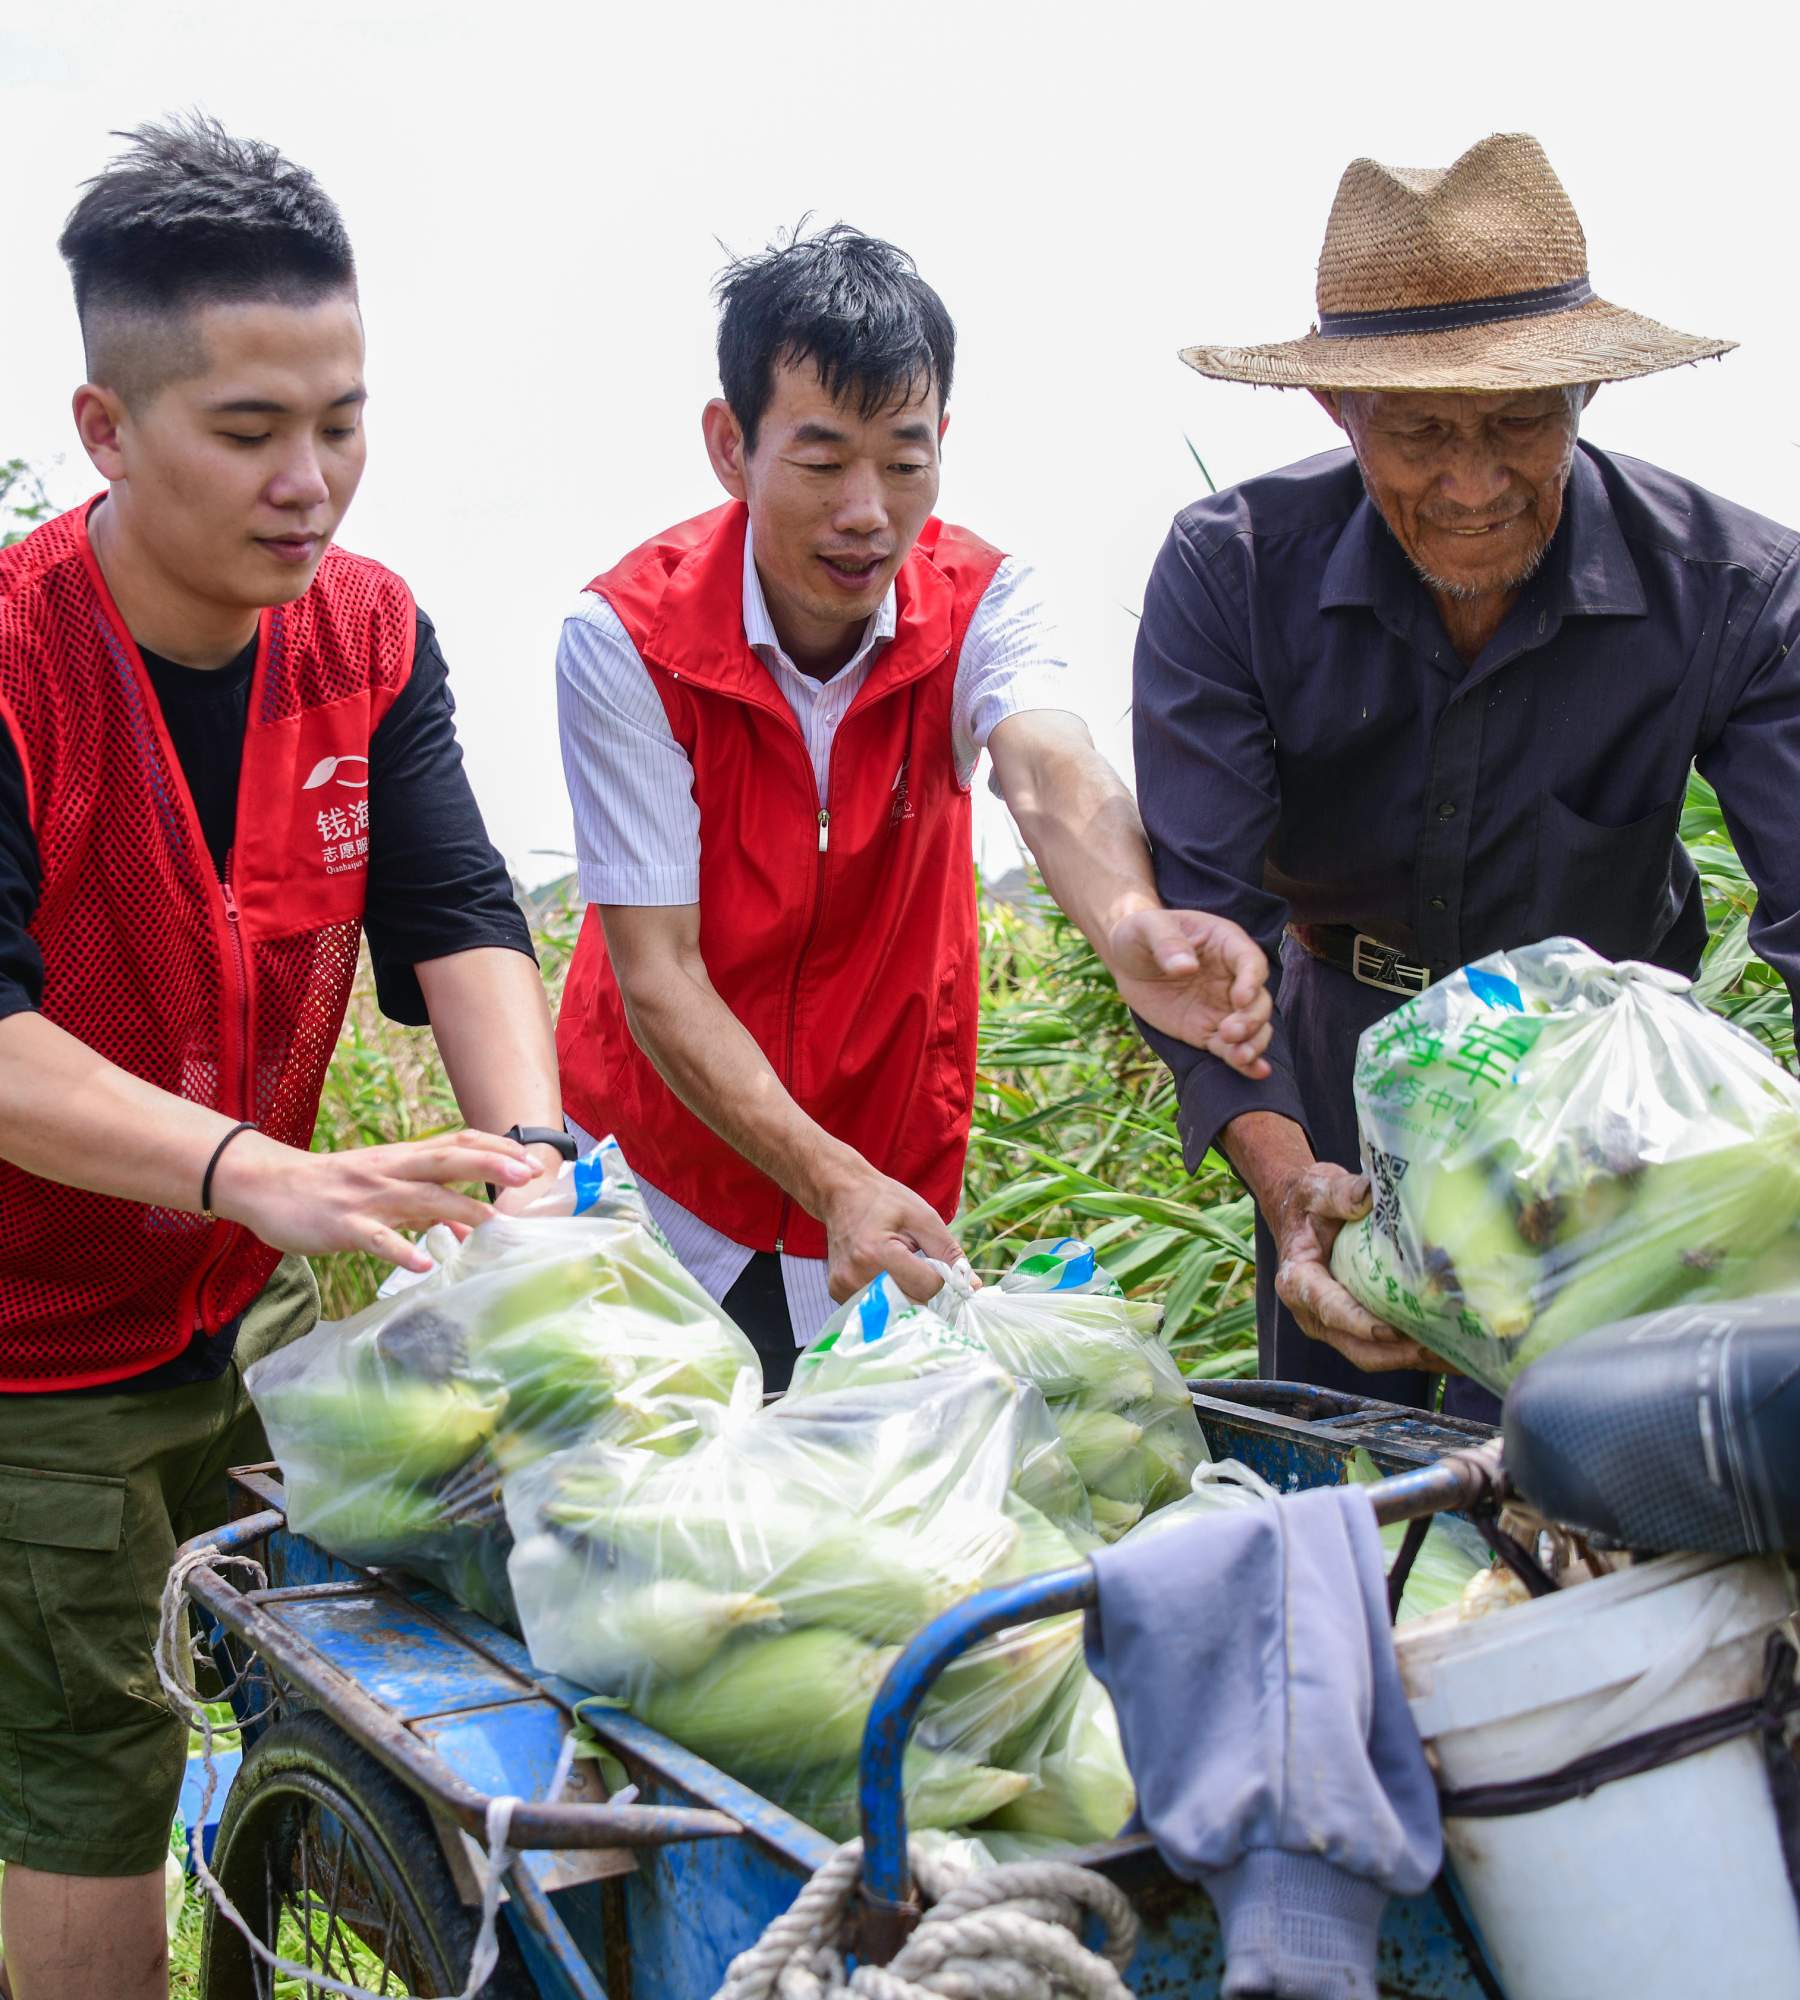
[202,1121,259,1219]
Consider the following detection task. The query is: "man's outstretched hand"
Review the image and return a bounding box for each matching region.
[1106,907,1273,1076]
[211,1128,536,1273]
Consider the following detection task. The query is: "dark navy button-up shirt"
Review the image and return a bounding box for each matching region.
[1133,440,1800,1173]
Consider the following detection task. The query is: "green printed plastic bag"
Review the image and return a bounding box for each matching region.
[1330,938,1800,1393]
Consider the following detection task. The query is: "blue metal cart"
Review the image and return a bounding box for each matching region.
[179,1382,1507,1999]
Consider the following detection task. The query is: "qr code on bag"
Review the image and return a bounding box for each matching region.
[1368,1146,1409,1247]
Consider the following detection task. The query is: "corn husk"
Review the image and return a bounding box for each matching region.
[784,1751,1033,1843]
[979,1665,1133,1847]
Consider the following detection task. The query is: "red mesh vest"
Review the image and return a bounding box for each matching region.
[0,501,415,1389]
[557,502,1004,1257]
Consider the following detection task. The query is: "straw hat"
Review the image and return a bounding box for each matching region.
[1182,132,1734,393]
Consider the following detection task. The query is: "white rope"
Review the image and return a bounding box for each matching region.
[155,1542,520,2000]
[712,1838,1138,2000]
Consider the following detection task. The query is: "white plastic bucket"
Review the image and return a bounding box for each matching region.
[1396,1550,1800,1999]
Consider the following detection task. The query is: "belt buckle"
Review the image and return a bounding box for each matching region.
[1352,932,1430,996]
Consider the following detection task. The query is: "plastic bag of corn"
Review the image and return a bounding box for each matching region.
[248,1143,759,1625]
[504,1358,1100,1842]
[1330,937,1800,1394]
[798,1239,1208,1539]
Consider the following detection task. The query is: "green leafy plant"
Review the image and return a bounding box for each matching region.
[0,459,56,549]
[1682,773,1794,1068]
[961,879,1255,1374]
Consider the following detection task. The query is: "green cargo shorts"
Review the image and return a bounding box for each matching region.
[0,1255,318,1877]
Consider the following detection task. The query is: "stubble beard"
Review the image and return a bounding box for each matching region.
[1412,531,1553,603]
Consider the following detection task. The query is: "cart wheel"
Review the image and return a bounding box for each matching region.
[199,1708,535,1999]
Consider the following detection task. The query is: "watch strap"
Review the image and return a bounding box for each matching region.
[505,1124,578,1161]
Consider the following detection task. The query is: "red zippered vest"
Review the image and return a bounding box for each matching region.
[0,501,415,1389]
[557,502,1004,1257]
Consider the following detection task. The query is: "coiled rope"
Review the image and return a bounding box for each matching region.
[713,1838,1139,2000]
[155,1541,518,2000]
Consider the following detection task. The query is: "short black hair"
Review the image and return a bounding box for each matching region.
[59,114,356,402]
[715,222,955,451]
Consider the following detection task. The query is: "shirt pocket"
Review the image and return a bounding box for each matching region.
[1533,790,1686,964]
[0,1464,164,1731]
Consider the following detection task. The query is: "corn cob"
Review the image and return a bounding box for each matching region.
[633,1625,900,1776]
[781,1750,1033,1843]
[1417,1159,1538,1339]
[264,1374,506,1481]
[604,1578,784,1679]
[1516,1126,1800,1365]
[922,1610,1084,1764]
[979,1670,1132,1846]
[1089,1496,1144,1540]
[1050,1406,1144,1484]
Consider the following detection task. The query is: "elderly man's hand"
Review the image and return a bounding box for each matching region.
[1106,907,1273,1077]
[1268,1161,1444,1373]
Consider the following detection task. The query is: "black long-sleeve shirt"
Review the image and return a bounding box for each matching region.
[1132,441,1800,1172]
[0,607,535,1390]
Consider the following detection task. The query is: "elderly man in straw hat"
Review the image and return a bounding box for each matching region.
[1133,131,1800,1417]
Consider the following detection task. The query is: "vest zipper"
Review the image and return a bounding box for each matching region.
[204,850,253,1322]
[774,778,839,1247]
[220,850,251,1115]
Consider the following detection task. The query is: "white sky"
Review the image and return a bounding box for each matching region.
[4,1,1797,889]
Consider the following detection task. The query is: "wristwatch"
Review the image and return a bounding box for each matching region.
[506,1125,578,1161]
[487,1124,578,1200]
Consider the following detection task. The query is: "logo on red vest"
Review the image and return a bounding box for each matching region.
[303,756,371,876]
[303,753,370,791]
[890,757,915,828]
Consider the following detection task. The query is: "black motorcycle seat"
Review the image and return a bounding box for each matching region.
[1504,1293,1800,1554]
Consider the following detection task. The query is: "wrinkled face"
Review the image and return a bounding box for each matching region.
[1325,387,1585,601]
[708,357,943,657]
[93,293,368,612]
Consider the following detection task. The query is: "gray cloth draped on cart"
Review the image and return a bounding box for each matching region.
[1086,1483,1443,2000]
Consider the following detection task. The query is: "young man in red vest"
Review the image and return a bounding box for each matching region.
[0,120,566,1999]
[557,226,1272,1387]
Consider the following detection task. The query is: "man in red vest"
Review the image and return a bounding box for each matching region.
[558,226,1272,1387]
[0,120,566,1998]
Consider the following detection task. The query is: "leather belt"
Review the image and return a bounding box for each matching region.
[1289,923,1433,996]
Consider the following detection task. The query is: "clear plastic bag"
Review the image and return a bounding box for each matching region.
[248,1154,759,1625]
[1329,938,1800,1393]
[973,1657,1135,1847]
[799,1239,1208,1539]
[504,1359,1099,1841]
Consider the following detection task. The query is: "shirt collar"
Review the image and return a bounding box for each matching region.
[1318,440,1647,623]
[742,522,898,685]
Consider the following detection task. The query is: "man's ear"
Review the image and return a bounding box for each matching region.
[1580,383,1601,410]
[938,408,951,447]
[701,398,749,502]
[72,382,130,482]
[1308,388,1347,431]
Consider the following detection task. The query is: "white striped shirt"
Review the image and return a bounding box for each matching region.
[557,523,1073,1343]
